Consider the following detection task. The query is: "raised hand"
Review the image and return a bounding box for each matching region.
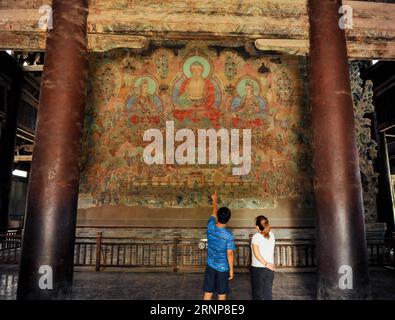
[210,191,218,217]
[211,191,217,203]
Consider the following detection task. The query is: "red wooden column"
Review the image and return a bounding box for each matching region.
[307,0,371,299]
[17,0,89,299]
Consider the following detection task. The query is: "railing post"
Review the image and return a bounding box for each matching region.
[95,231,102,271]
[173,237,179,272]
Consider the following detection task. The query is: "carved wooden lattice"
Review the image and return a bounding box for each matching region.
[350,61,378,223]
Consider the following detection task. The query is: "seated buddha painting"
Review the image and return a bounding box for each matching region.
[126,75,162,114]
[171,55,221,111]
[231,77,266,115]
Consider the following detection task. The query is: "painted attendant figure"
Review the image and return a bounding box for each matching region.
[231,79,266,115]
[127,78,162,113]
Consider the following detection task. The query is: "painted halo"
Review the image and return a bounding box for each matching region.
[182,55,212,79]
[236,77,261,97]
[133,75,158,95]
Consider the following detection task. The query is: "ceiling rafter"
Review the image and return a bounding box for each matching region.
[0,0,393,59]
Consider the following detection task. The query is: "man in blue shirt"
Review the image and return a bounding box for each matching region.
[203,191,236,300]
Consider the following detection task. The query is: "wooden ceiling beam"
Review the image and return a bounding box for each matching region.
[0,0,394,59]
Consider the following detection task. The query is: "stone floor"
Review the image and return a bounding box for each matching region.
[1,265,394,300]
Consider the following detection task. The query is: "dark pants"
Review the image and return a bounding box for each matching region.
[250,266,274,300]
[203,265,230,295]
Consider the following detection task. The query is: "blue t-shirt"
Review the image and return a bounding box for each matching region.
[206,216,236,272]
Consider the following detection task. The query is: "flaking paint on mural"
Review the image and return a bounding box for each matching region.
[78,44,313,209]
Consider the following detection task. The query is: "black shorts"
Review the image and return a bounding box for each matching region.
[203,265,230,295]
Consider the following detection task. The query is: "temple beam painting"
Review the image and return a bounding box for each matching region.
[0,0,394,59]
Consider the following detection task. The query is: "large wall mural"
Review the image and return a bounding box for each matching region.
[78,44,313,209]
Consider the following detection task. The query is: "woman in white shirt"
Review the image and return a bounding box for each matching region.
[250,215,276,300]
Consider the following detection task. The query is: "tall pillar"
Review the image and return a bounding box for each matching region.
[0,53,24,233]
[307,0,371,299]
[17,0,88,299]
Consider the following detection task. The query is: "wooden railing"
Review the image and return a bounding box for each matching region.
[367,237,389,266]
[73,233,393,271]
[1,231,394,270]
[73,235,316,270]
[0,232,22,264]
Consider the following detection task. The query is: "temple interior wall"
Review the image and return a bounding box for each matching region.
[76,44,384,239]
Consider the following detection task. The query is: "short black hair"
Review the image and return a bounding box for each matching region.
[217,207,231,224]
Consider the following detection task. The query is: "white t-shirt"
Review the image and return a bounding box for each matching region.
[251,231,275,268]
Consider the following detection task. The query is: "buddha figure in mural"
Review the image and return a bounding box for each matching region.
[126,76,162,113]
[178,61,214,108]
[172,56,221,112]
